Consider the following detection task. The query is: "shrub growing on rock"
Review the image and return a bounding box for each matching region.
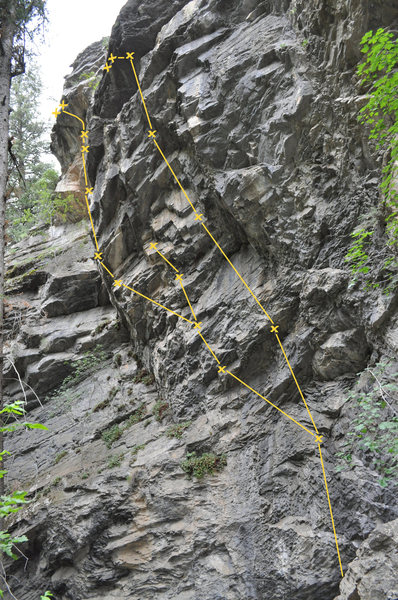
[181,451,227,479]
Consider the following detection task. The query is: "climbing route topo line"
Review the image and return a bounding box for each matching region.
[52,51,344,579]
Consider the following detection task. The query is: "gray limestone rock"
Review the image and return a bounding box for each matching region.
[333,518,398,600]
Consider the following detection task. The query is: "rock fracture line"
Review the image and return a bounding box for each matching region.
[52,52,344,579]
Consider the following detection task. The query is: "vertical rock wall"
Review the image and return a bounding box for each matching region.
[5,1,398,599]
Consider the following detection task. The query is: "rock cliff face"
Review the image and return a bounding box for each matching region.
[4,1,398,599]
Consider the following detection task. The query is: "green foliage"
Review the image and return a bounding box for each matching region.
[336,361,398,487]
[345,228,398,293]
[345,229,373,275]
[40,191,80,225]
[78,70,100,91]
[47,345,108,405]
[347,28,398,292]
[153,400,169,422]
[6,64,87,241]
[357,29,398,163]
[101,403,146,448]
[7,168,58,241]
[93,387,118,412]
[9,0,47,45]
[0,400,48,434]
[108,453,124,468]
[0,490,29,518]
[94,319,111,334]
[125,403,146,427]
[54,450,67,464]
[6,64,61,241]
[181,451,227,479]
[0,532,28,560]
[1,2,50,597]
[166,421,192,439]
[9,66,48,180]
[40,592,54,599]
[102,424,122,449]
[78,70,95,81]
[0,401,46,570]
[9,183,83,241]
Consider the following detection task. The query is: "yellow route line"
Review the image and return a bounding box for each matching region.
[80,153,100,251]
[201,223,274,324]
[84,194,100,252]
[81,151,89,186]
[198,332,220,364]
[129,59,153,130]
[275,334,319,434]
[63,110,86,130]
[318,443,344,577]
[122,283,193,324]
[100,261,114,278]
[157,249,179,273]
[226,370,315,438]
[152,139,197,213]
[55,60,343,579]
[179,279,197,321]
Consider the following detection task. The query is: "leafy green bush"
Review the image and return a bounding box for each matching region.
[181,451,227,479]
[102,424,122,449]
[336,361,398,487]
[346,29,398,293]
[7,168,58,241]
[125,403,146,427]
[345,229,373,276]
[166,421,192,439]
[358,28,398,218]
[8,170,87,241]
[77,70,100,91]
[0,401,47,563]
[108,454,124,468]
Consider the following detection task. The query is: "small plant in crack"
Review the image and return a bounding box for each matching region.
[181,451,227,479]
[166,421,192,439]
[153,399,169,422]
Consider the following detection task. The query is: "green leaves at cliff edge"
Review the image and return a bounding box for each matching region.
[346,28,398,293]
[336,361,398,487]
[0,400,48,433]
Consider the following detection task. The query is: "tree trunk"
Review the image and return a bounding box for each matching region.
[0,2,16,497]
